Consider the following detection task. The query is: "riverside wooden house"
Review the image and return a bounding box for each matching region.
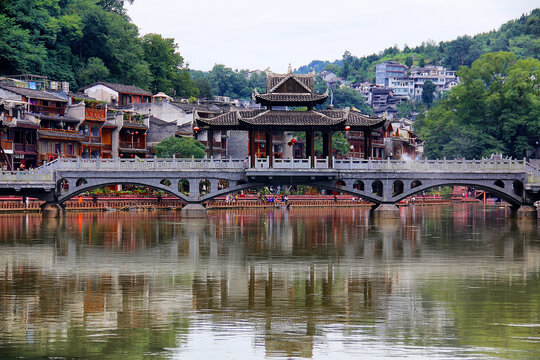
[194,70,386,168]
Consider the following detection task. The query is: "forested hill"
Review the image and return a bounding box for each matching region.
[0,0,199,96]
[295,9,539,82]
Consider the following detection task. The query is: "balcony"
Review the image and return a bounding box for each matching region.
[119,141,146,149]
[14,143,37,153]
[2,115,14,123]
[85,108,106,121]
[1,139,13,151]
[29,105,65,117]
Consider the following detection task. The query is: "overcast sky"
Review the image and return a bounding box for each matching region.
[126,0,538,73]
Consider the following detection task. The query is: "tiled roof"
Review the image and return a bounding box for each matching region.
[253,92,328,105]
[0,85,67,102]
[195,108,385,129]
[85,82,152,96]
[122,122,148,130]
[266,73,314,92]
[33,114,81,123]
[37,129,84,141]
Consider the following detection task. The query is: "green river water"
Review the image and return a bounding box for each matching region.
[0,205,538,359]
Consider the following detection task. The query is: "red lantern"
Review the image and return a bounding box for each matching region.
[193,126,200,132]
[120,154,123,157]
[345,125,351,131]
[135,131,138,135]
[291,138,297,144]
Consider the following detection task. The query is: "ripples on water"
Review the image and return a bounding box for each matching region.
[0,205,538,359]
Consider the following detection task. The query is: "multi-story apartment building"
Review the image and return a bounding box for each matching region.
[409,66,457,99]
[375,61,407,86]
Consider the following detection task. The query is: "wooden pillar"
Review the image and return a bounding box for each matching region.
[363,130,372,159]
[265,130,273,168]
[325,131,333,169]
[367,130,373,159]
[306,129,315,168]
[207,128,214,158]
[249,129,255,168]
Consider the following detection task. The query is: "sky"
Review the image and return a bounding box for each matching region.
[126,0,538,73]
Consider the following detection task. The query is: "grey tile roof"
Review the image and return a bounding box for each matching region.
[0,85,67,102]
[85,82,152,96]
[37,129,84,141]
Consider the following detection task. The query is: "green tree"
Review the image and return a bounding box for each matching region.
[405,55,413,68]
[421,80,436,106]
[417,52,540,159]
[331,86,371,113]
[78,57,110,86]
[155,136,205,158]
[195,78,213,99]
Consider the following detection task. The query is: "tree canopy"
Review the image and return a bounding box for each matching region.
[0,0,198,96]
[415,52,540,159]
[155,136,205,158]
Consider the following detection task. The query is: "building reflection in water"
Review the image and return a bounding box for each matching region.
[0,207,538,359]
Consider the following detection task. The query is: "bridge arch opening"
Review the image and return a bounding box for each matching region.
[160,178,171,187]
[393,180,404,196]
[218,179,229,190]
[353,180,364,191]
[76,178,87,187]
[178,179,189,196]
[199,179,211,196]
[411,180,422,189]
[372,180,383,197]
[512,180,523,197]
[57,179,69,193]
[494,180,504,188]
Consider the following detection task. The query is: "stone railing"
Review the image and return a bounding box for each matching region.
[2,157,540,184]
[52,157,248,171]
[0,170,53,183]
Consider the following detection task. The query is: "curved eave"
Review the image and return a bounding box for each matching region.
[344,116,387,130]
[253,94,328,107]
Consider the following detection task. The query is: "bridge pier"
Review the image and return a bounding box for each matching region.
[41,203,65,218]
[371,203,400,218]
[512,205,537,219]
[181,203,207,218]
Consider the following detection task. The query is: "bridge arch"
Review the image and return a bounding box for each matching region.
[393,180,524,207]
[57,180,190,204]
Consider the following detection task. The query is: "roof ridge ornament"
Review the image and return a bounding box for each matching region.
[288,63,293,74]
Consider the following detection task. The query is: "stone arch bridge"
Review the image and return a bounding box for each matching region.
[0,157,539,214]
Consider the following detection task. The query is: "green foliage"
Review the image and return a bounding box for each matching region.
[0,0,199,96]
[421,80,436,106]
[330,87,371,113]
[416,52,540,159]
[296,9,540,84]
[155,136,205,158]
[78,57,109,86]
[193,65,266,100]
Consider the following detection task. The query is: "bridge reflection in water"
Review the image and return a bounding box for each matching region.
[0,158,539,213]
[0,207,539,359]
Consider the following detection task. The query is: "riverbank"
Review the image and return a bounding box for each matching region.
[0,194,515,214]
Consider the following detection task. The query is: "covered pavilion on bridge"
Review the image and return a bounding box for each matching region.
[193,70,386,168]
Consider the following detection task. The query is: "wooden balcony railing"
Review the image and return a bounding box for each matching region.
[119,141,146,149]
[1,139,13,151]
[103,144,112,151]
[14,143,37,153]
[85,108,106,121]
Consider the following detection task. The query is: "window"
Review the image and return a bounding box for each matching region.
[91,126,100,137]
[14,130,23,144]
[55,143,61,154]
[67,144,73,155]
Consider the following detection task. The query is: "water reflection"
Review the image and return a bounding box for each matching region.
[0,206,539,359]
